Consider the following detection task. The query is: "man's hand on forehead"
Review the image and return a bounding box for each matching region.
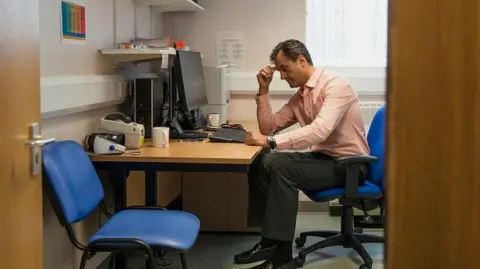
[272,63,287,72]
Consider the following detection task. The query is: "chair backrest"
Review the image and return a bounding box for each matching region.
[367,104,386,188]
[42,140,104,225]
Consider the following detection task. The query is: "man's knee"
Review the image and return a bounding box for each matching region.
[270,165,297,188]
[249,153,279,183]
[254,153,292,170]
[249,153,293,184]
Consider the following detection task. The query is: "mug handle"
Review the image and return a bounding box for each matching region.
[162,131,166,147]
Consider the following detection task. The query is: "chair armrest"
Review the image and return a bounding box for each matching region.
[335,155,377,200]
[334,155,377,165]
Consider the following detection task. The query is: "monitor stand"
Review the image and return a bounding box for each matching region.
[174,106,209,131]
[191,109,208,130]
[164,106,207,140]
[175,103,197,131]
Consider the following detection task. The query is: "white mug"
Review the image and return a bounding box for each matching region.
[208,113,220,127]
[152,127,169,148]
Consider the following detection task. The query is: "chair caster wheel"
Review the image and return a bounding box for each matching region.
[354,227,364,234]
[294,255,306,267]
[295,236,306,247]
[295,257,305,268]
[359,264,371,269]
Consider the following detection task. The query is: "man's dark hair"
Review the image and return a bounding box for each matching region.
[270,39,313,65]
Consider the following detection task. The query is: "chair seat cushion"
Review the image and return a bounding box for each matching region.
[304,180,382,202]
[88,209,200,250]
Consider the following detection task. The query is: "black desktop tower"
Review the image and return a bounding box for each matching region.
[133,78,167,138]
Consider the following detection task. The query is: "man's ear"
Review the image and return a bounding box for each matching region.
[298,55,307,67]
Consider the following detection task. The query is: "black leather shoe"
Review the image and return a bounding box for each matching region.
[245,260,297,269]
[234,243,277,264]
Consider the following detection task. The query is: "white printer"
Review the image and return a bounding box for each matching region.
[98,113,145,149]
[201,65,230,124]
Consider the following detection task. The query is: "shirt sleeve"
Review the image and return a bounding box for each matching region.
[274,83,356,150]
[256,93,297,135]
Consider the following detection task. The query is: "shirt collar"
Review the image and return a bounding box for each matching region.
[304,68,323,89]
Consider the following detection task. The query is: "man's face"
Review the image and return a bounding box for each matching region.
[274,50,307,88]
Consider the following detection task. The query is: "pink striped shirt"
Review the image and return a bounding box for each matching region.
[255,69,370,157]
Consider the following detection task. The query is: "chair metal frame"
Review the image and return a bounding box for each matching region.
[294,158,385,269]
[43,171,190,269]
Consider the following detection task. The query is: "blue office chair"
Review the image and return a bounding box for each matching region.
[42,140,200,269]
[294,104,386,269]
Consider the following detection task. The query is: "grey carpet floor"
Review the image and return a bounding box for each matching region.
[99,213,384,269]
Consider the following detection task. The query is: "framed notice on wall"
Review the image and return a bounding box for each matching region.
[216,31,245,70]
[60,0,86,45]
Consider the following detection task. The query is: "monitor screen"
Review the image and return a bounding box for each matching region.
[174,50,208,111]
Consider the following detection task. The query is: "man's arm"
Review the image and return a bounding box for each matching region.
[273,82,355,150]
[256,93,297,135]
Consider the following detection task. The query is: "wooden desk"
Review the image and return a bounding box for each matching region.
[90,121,263,232]
[90,140,260,164]
[91,140,261,207]
[90,120,260,164]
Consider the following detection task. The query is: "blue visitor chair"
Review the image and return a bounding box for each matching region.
[42,140,200,269]
[294,105,386,269]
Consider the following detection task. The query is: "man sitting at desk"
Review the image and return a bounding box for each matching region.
[235,39,370,269]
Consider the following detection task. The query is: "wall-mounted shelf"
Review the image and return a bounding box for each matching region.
[101,48,176,55]
[134,0,204,12]
[100,48,176,64]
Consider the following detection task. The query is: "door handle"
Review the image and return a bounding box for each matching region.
[25,123,56,176]
[25,136,56,147]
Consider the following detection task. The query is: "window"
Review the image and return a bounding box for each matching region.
[306,0,389,67]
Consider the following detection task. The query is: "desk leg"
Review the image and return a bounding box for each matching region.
[111,166,128,213]
[110,166,128,269]
[145,169,157,206]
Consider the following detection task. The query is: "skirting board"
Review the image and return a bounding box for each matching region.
[228,67,386,95]
[299,201,329,213]
[41,75,129,119]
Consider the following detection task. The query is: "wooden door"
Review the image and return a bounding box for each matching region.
[0,1,43,268]
[386,0,480,268]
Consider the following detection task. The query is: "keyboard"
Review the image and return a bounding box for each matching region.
[209,128,248,143]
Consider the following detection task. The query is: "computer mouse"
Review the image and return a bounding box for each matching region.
[105,113,132,123]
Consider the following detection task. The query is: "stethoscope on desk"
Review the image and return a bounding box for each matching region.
[221,123,245,130]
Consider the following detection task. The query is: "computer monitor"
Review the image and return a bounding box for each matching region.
[174,50,209,112]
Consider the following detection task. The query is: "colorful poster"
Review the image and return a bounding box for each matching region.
[61,0,86,45]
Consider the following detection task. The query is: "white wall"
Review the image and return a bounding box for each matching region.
[39,0,153,118]
[40,0,114,76]
[160,0,385,120]
[39,1,136,268]
[162,0,306,70]
[116,0,136,42]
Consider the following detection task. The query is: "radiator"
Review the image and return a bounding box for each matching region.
[360,101,385,129]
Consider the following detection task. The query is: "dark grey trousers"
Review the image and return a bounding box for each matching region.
[248,151,360,241]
